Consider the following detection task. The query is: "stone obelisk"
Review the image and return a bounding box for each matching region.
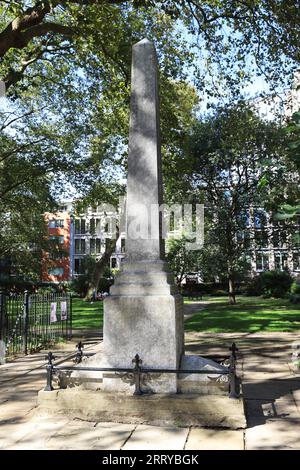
[102,39,184,393]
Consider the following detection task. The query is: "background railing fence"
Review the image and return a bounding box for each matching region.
[0,291,72,362]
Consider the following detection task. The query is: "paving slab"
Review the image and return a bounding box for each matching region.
[242,379,300,400]
[185,428,244,450]
[0,399,37,422]
[47,421,135,450]
[122,424,189,450]
[245,395,300,423]
[1,415,69,450]
[245,418,300,450]
[2,331,300,450]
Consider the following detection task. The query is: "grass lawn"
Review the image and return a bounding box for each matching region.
[185,296,300,333]
[72,297,103,329]
[71,295,300,333]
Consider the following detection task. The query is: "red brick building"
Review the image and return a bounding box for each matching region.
[41,210,71,283]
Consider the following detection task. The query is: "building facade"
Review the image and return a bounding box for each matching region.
[41,202,125,284]
[42,208,72,283]
[41,202,300,284]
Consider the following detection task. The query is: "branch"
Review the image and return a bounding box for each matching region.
[0,138,48,163]
[0,108,36,131]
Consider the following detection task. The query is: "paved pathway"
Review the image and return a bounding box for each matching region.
[1,305,300,450]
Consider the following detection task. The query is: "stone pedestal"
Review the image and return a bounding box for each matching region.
[102,260,184,393]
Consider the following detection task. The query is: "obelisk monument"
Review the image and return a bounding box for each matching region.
[102,39,184,393]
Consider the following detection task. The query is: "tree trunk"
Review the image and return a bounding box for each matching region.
[228,271,236,305]
[84,239,115,301]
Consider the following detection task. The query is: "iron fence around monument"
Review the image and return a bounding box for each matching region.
[43,343,240,399]
[0,291,72,361]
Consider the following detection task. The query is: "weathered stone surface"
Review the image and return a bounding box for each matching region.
[185,428,244,450]
[126,39,163,261]
[45,420,134,450]
[245,395,300,422]
[178,354,229,395]
[245,418,300,450]
[3,416,69,450]
[102,291,184,393]
[37,389,247,429]
[122,424,189,450]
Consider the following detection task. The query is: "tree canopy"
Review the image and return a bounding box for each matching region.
[171,103,299,303]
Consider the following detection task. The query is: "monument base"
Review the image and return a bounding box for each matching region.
[99,260,185,394]
[37,389,246,429]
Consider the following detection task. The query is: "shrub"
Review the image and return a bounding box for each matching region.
[70,276,89,297]
[291,280,300,295]
[36,286,55,294]
[290,293,300,304]
[245,276,264,296]
[261,270,293,298]
[246,270,293,298]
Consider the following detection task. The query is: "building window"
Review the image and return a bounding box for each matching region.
[273,230,287,248]
[75,239,86,254]
[111,258,117,269]
[75,218,86,234]
[96,239,102,254]
[254,209,267,229]
[293,252,300,271]
[48,267,64,276]
[90,218,95,234]
[256,253,269,271]
[90,238,101,254]
[49,219,64,228]
[48,252,64,260]
[237,210,250,229]
[121,238,126,253]
[74,258,85,274]
[255,230,268,248]
[49,235,64,245]
[274,252,288,271]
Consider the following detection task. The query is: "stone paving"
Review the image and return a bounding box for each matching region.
[1,313,300,450]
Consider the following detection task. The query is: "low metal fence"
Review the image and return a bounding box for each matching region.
[0,291,72,361]
[43,342,240,399]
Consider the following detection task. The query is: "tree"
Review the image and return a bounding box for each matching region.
[166,234,201,287]
[275,110,300,220]
[177,103,293,304]
[1,1,299,95]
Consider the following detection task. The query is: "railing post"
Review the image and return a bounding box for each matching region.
[75,341,84,363]
[44,351,55,391]
[229,342,239,399]
[132,354,143,395]
[0,291,6,365]
[23,291,29,355]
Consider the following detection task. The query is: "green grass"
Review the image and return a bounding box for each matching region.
[71,295,300,333]
[71,297,103,329]
[185,296,300,333]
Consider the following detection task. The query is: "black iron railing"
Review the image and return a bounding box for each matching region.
[44,342,240,399]
[0,291,72,361]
